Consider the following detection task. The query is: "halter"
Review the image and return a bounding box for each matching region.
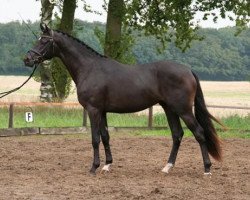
[28,30,55,64]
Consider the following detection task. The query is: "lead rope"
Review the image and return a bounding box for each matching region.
[0,64,38,98]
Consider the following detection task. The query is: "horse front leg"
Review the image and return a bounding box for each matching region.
[88,107,102,174]
[100,113,113,172]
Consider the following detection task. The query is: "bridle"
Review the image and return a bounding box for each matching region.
[28,30,55,64]
[0,31,55,98]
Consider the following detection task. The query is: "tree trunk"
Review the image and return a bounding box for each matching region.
[51,0,76,101]
[40,0,55,102]
[104,0,125,59]
[59,0,76,33]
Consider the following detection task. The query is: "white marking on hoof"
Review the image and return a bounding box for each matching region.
[204,172,212,176]
[101,164,111,172]
[162,163,174,173]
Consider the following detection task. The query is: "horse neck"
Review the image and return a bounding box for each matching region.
[53,32,103,83]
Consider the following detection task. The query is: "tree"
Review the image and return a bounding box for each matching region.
[100,0,135,63]
[59,0,76,33]
[51,0,76,101]
[39,0,55,102]
[36,0,77,102]
[104,0,125,58]
[103,0,250,56]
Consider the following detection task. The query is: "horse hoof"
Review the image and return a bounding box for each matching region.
[89,168,97,175]
[101,164,111,173]
[89,171,96,175]
[204,172,212,176]
[161,163,174,174]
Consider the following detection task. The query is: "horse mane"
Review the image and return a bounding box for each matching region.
[55,30,107,58]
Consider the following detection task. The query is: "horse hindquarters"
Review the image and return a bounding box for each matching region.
[159,69,219,174]
[179,72,222,173]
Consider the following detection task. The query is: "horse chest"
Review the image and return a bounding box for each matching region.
[77,84,106,108]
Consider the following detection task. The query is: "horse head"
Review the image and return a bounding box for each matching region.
[24,23,55,67]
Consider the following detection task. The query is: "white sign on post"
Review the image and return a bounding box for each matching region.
[25,112,33,122]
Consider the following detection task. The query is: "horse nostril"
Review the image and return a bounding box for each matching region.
[23,57,29,63]
[23,56,33,66]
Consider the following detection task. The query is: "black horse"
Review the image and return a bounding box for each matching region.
[24,24,222,175]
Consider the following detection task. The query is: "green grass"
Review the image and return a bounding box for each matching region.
[118,127,250,139]
[221,115,250,130]
[0,106,249,139]
[0,106,84,128]
[0,107,168,128]
[107,113,149,127]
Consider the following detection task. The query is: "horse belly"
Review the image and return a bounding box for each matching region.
[106,86,159,113]
[107,102,157,113]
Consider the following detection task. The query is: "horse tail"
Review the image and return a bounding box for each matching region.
[192,71,223,161]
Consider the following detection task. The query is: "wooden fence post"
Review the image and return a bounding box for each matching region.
[83,108,88,127]
[148,106,153,129]
[8,103,14,128]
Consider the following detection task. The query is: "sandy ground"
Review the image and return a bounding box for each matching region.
[0,134,249,200]
[0,76,249,117]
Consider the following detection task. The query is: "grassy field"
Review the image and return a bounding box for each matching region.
[0,106,249,138]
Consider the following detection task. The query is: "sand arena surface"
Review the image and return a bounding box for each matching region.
[0,135,249,200]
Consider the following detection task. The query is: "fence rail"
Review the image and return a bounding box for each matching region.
[0,102,80,107]
[206,105,250,110]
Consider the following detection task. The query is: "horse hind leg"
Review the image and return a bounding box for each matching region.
[161,106,184,174]
[180,112,212,174]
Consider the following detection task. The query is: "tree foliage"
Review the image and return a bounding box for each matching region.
[124,0,250,51]
[0,21,39,75]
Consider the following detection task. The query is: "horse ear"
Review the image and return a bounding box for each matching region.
[40,23,49,33]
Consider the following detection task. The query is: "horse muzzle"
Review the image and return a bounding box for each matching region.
[23,55,42,67]
[23,56,34,67]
